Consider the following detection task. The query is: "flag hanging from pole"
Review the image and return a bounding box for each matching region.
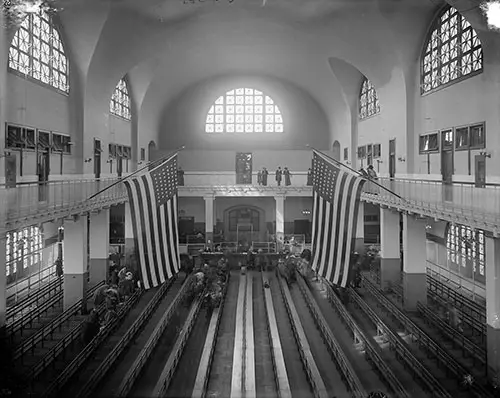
[310,150,366,288]
[123,154,180,290]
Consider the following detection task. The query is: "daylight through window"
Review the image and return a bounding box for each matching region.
[205,88,284,133]
[359,78,380,119]
[110,78,131,120]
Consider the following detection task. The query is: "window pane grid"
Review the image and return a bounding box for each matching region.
[110,78,132,121]
[205,88,283,133]
[359,78,380,120]
[421,7,482,93]
[8,11,69,92]
[446,224,485,277]
[5,226,43,278]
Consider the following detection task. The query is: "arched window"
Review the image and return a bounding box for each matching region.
[359,78,380,120]
[8,11,69,93]
[110,78,131,120]
[446,224,485,279]
[205,88,283,133]
[421,6,483,94]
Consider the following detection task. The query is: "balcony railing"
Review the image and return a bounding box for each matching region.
[1,174,499,232]
[363,177,500,229]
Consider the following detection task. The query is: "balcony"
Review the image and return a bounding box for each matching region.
[0,173,499,234]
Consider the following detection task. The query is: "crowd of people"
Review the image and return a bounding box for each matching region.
[256,166,293,186]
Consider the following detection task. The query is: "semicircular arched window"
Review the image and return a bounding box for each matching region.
[421,6,483,94]
[8,10,69,93]
[205,88,284,134]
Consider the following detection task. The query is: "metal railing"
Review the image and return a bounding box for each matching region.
[364,177,500,228]
[6,276,62,330]
[116,276,194,397]
[7,264,57,306]
[348,285,453,398]
[362,275,493,398]
[152,294,205,397]
[41,287,143,398]
[191,273,231,398]
[276,270,329,398]
[296,276,366,398]
[320,279,409,398]
[13,281,104,363]
[3,174,500,231]
[75,276,178,398]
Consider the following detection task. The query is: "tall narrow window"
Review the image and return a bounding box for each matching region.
[205,88,283,133]
[359,78,380,119]
[110,78,131,120]
[421,6,483,93]
[8,10,69,92]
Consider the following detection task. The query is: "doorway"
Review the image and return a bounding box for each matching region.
[37,150,50,202]
[332,140,341,161]
[116,157,123,178]
[441,129,454,202]
[389,139,396,191]
[475,155,486,188]
[94,138,102,179]
[4,154,16,189]
[236,152,252,184]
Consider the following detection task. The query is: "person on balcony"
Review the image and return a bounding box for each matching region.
[257,170,262,185]
[306,168,313,186]
[284,167,292,186]
[367,164,378,180]
[261,167,269,186]
[177,166,185,186]
[275,167,282,186]
[359,167,369,178]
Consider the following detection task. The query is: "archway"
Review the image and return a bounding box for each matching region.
[332,140,341,161]
[148,140,157,161]
[223,205,266,248]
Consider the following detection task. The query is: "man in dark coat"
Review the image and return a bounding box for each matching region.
[283,167,291,186]
[275,167,282,186]
[177,167,185,186]
[306,168,313,185]
[261,167,269,186]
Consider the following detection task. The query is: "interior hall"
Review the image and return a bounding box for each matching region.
[1,0,500,397]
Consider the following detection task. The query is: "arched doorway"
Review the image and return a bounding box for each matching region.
[148,140,156,161]
[224,205,266,250]
[332,140,341,161]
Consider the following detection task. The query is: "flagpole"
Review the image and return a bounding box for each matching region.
[86,145,185,201]
[308,145,407,202]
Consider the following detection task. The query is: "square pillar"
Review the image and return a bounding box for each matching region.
[486,236,500,386]
[379,208,400,290]
[275,195,285,250]
[354,203,365,254]
[0,236,6,328]
[125,201,135,259]
[63,215,89,312]
[204,195,214,247]
[90,208,110,286]
[402,214,427,311]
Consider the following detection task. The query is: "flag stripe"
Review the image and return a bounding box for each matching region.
[123,154,180,290]
[310,150,366,288]
[124,181,150,290]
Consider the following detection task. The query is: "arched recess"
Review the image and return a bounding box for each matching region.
[223,205,266,246]
[332,140,341,161]
[148,140,156,161]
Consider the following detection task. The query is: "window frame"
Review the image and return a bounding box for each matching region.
[343,147,349,161]
[420,6,483,95]
[8,10,70,94]
[110,78,132,121]
[357,145,366,159]
[205,87,284,134]
[469,122,486,149]
[373,144,381,158]
[419,132,440,154]
[51,132,71,154]
[358,77,381,120]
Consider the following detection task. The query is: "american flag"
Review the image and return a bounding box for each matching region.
[310,150,366,288]
[123,154,180,290]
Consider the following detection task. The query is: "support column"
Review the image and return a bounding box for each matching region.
[0,235,6,328]
[486,236,500,386]
[275,195,285,250]
[354,203,365,254]
[402,214,427,311]
[204,195,214,248]
[63,215,89,312]
[379,208,400,290]
[125,202,135,260]
[90,208,110,285]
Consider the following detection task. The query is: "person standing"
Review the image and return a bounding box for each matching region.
[257,170,262,185]
[261,167,269,186]
[306,168,313,186]
[177,167,185,186]
[275,167,282,186]
[283,167,291,186]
